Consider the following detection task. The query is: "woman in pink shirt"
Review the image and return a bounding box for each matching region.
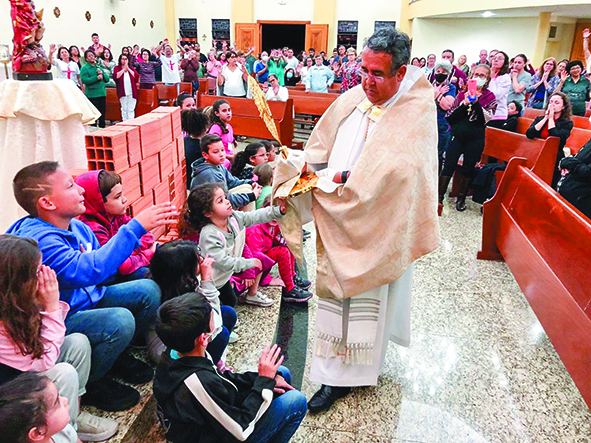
[208,99,235,167]
[0,235,117,441]
[207,51,222,78]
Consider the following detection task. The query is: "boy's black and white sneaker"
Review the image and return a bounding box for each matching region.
[294,274,312,290]
[108,351,154,385]
[82,378,140,412]
[282,286,313,303]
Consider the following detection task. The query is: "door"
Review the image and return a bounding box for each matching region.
[570,22,591,63]
[235,23,260,53]
[305,24,329,54]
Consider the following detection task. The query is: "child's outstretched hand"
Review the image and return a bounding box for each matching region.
[37,265,60,312]
[199,254,215,282]
[252,183,262,199]
[135,203,178,232]
[276,198,287,214]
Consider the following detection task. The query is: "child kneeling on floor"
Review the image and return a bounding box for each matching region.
[153,292,307,443]
[184,182,286,307]
[75,170,155,282]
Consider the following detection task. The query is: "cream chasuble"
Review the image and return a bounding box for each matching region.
[306,66,438,386]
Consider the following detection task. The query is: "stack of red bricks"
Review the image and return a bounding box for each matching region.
[84,107,186,241]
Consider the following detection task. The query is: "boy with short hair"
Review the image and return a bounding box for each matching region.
[190,134,262,208]
[153,292,307,443]
[8,161,178,412]
[75,170,155,281]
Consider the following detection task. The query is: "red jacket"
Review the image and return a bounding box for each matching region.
[75,171,154,275]
[113,65,139,99]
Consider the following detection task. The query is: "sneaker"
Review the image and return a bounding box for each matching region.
[294,274,312,290]
[76,411,119,442]
[108,351,154,384]
[228,331,239,343]
[244,292,274,307]
[82,378,140,412]
[282,286,313,303]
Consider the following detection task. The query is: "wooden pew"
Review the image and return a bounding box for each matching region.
[287,88,338,116]
[105,86,158,122]
[156,82,178,106]
[450,127,560,196]
[516,117,590,155]
[523,108,591,130]
[477,157,591,409]
[482,127,560,185]
[179,82,192,94]
[290,83,340,94]
[196,94,294,146]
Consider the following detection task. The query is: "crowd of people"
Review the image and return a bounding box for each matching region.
[2,25,591,443]
[418,34,591,218]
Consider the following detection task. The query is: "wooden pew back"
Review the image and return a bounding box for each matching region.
[196,94,294,146]
[516,117,590,155]
[483,127,560,185]
[105,87,158,122]
[478,158,591,408]
[287,88,338,116]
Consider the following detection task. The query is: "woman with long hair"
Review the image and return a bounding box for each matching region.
[113,53,140,121]
[53,46,80,87]
[527,57,561,109]
[526,91,574,188]
[98,47,116,88]
[218,51,248,98]
[487,50,512,128]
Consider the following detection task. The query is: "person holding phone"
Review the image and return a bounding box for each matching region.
[438,64,498,214]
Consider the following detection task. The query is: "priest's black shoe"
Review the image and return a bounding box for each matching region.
[307,385,352,413]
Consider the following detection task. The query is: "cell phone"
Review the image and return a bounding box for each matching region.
[467,79,478,97]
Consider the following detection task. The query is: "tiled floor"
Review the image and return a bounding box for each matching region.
[143,195,591,442]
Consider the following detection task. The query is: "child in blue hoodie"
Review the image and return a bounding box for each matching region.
[8,161,178,412]
[190,134,262,209]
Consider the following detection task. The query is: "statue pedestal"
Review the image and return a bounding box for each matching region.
[0,79,100,231]
[14,72,53,81]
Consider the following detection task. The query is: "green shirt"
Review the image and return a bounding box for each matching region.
[562,76,590,116]
[268,59,286,86]
[256,186,273,209]
[80,62,110,98]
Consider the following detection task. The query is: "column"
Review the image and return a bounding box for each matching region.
[532,12,552,67]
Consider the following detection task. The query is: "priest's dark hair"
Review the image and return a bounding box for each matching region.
[365,28,410,74]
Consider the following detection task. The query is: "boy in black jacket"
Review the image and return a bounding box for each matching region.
[153,293,307,443]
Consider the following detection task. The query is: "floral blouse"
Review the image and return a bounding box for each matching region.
[341,61,362,93]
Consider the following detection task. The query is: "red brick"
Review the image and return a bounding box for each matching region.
[116,115,162,158]
[151,225,167,241]
[152,107,182,139]
[119,165,142,204]
[160,142,174,179]
[140,154,160,195]
[177,136,185,161]
[153,180,170,205]
[129,193,153,218]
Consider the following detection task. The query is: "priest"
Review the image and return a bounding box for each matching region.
[305,28,440,413]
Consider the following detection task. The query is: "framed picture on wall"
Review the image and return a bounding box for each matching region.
[374,21,396,33]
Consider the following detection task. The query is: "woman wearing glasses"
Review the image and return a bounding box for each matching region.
[265,74,289,102]
[218,51,248,98]
[438,64,498,214]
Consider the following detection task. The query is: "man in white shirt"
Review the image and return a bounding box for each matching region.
[159,39,186,89]
[285,48,299,72]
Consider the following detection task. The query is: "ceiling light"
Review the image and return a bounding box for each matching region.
[482,11,495,17]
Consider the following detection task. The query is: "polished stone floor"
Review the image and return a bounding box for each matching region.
[147,196,591,442]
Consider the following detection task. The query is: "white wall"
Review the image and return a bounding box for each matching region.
[254,0,314,22]
[411,17,540,65]
[0,0,166,57]
[173,0,232,47]
[336,0,401,48]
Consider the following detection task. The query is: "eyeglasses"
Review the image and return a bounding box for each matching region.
[254,152,269,158]
[360,70,385,84]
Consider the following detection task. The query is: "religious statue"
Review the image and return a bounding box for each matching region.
[10,0,52,79]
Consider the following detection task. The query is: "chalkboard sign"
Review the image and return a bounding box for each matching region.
[212,19,230,40]
[338,21,358,34]
[179,18,197,39]
[374,21,396,33]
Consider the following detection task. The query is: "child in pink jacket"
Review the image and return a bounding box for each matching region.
[75,170,154,281]
[245,209,313,303]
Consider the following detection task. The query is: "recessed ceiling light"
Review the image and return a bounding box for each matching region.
[482,11,495,17]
